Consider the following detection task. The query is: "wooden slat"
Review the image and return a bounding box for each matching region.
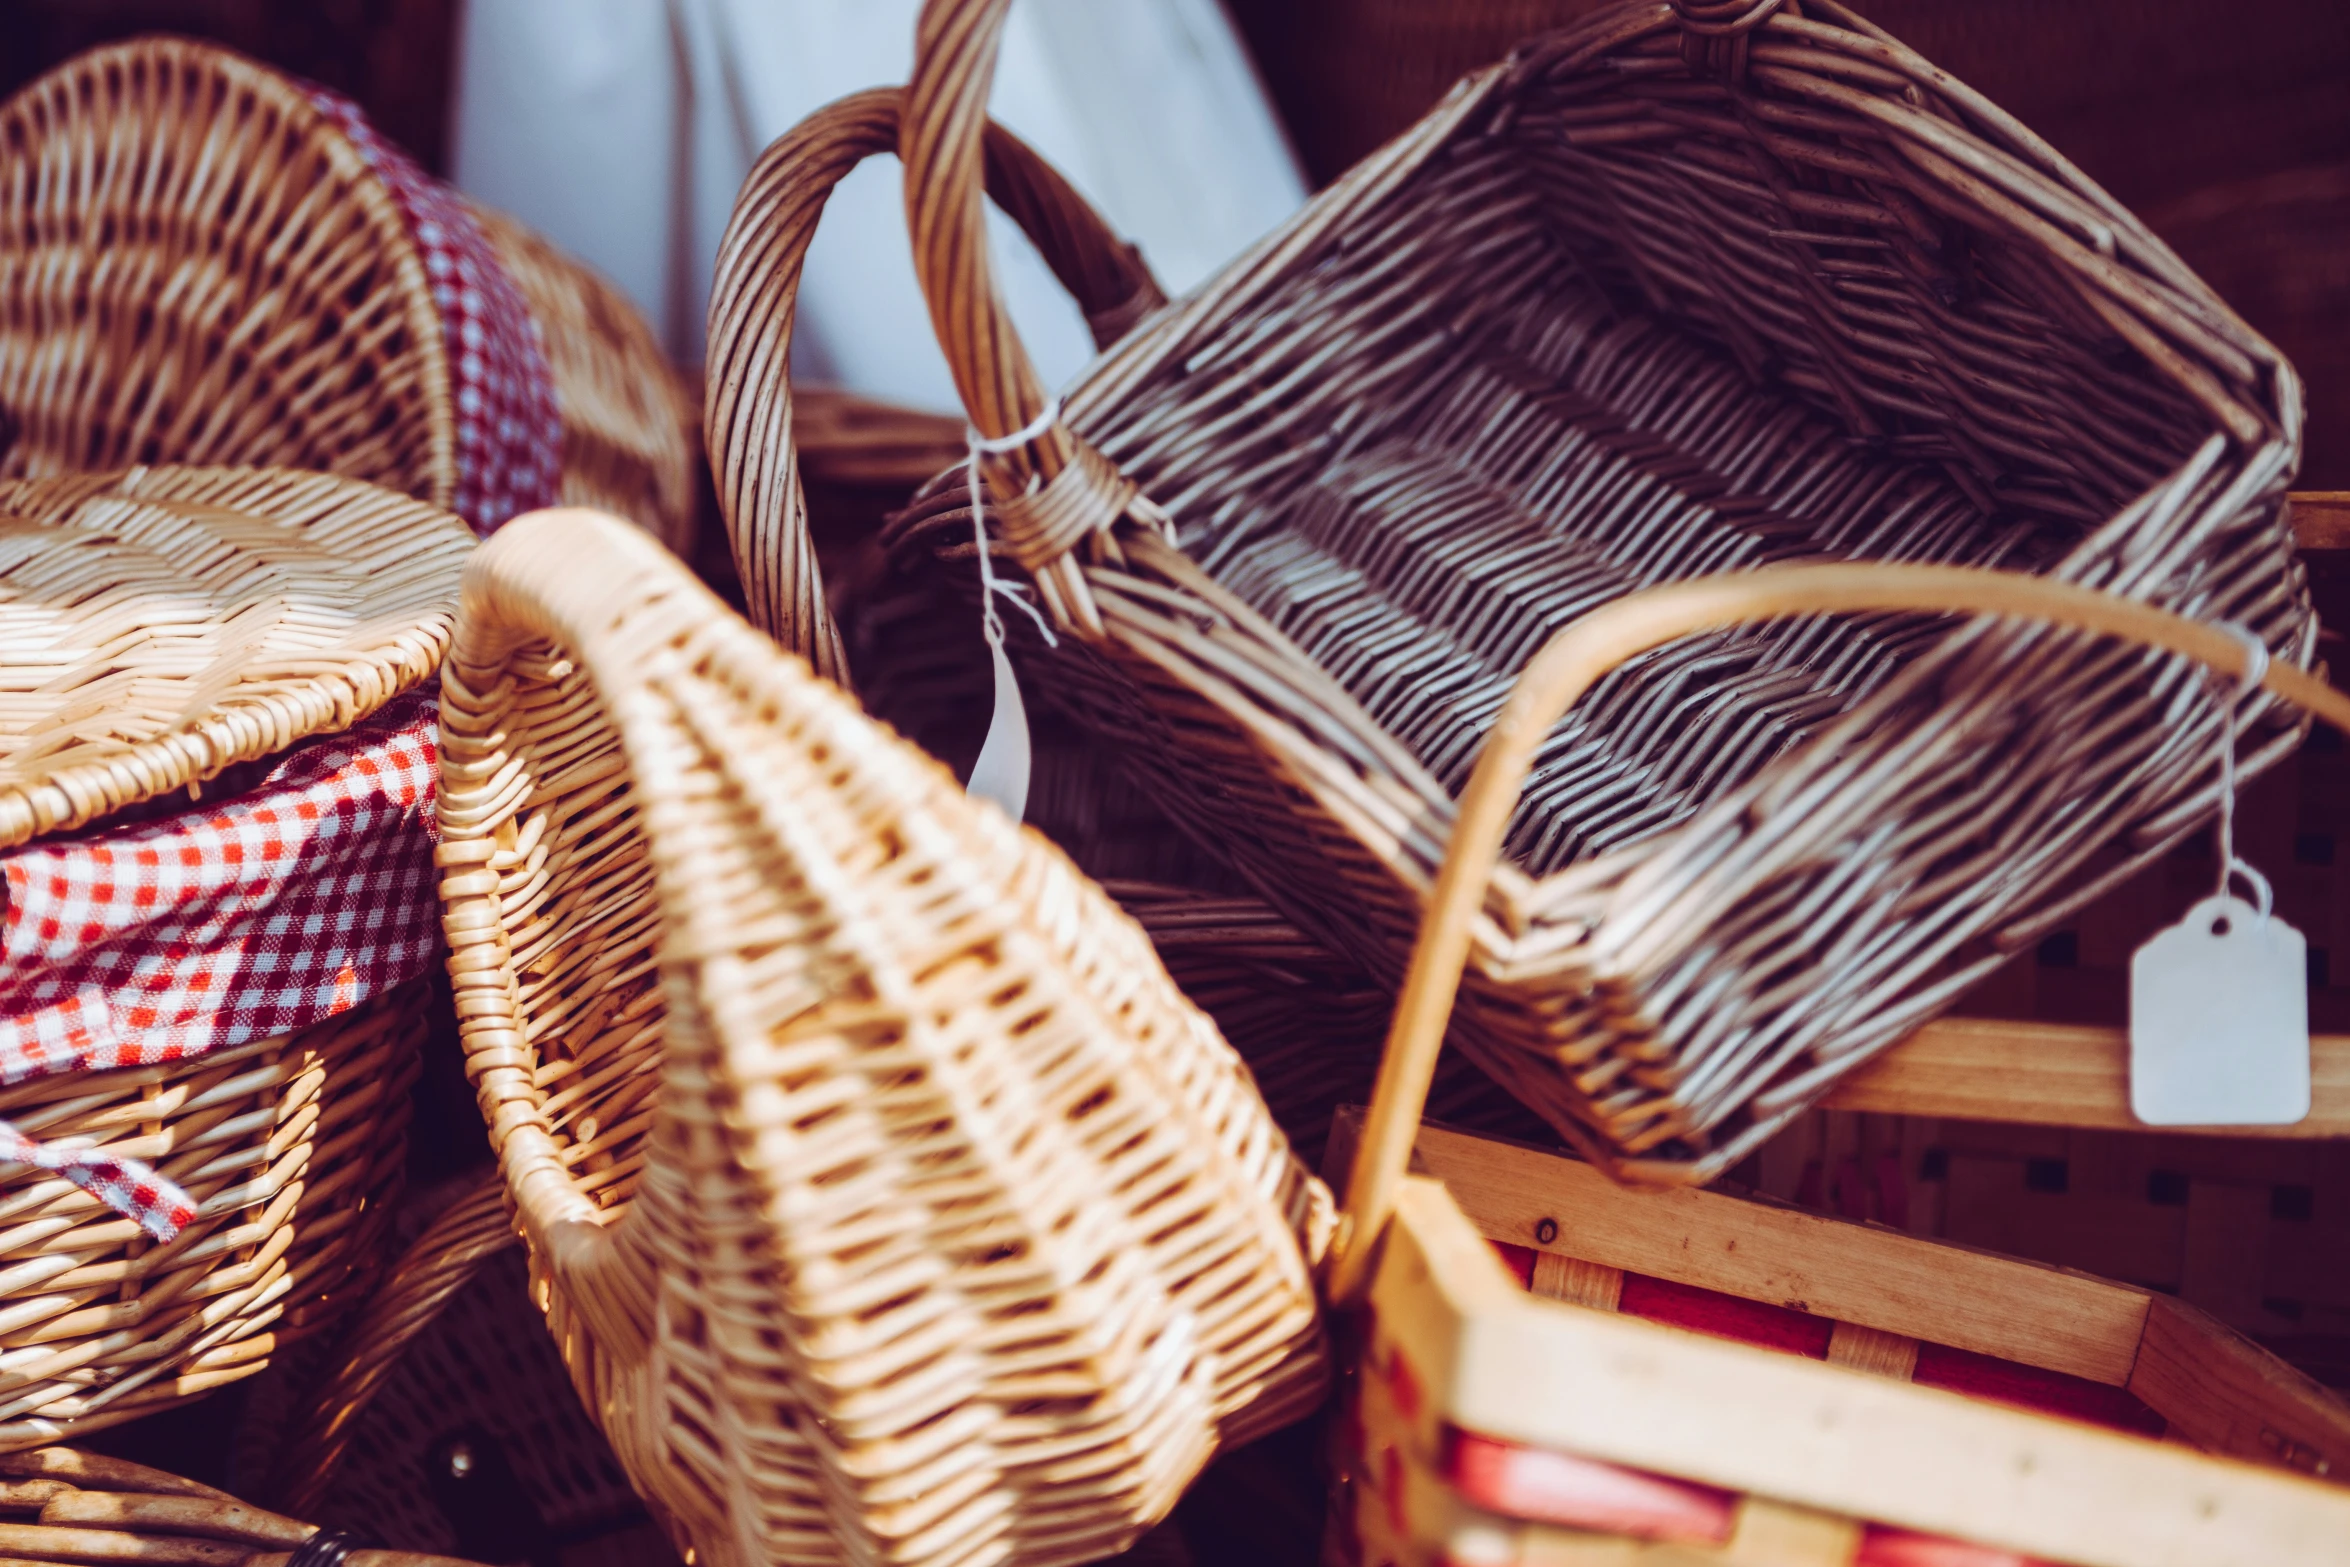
[2292,492,2350,551]
[1822,1016,2350,1136]
[2128,1295,2350,1483]
[1389,1116,2152,1386]
[1377,1183,2350,1567]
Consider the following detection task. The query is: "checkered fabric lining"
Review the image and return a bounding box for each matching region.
[0,693,441,1236]
[304,87,564,536]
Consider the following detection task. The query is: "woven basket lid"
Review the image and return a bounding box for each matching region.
[0,37,694,549]
[0,465,471,848]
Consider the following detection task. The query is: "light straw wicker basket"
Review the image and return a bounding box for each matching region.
[0,37,695,552]
[435,508,1328,1567]
[720,0,2312,1184]
[1323,560,2350,1567]
[0,465,469,1446]
[0,1446,484,1567]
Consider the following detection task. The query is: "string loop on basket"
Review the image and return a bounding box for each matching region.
[2210,621,2274,917]
[966,399,1065,652]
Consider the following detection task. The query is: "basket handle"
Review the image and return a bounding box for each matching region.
[904,0,1172,637]
[438,511,750,1364]
[1328,563,2350,1304]
[706,85,1164,676]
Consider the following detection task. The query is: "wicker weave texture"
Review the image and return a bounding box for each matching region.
[771,0,2321,1184]
[0,1445,481,1567]
[435,509,1328,1567]
[0,981,420,1451]
[0,38,695,552]
[0,467,468,848]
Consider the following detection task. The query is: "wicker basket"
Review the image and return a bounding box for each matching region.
[0,37,695,551]
[705,86,1165,676]
[1323,561,2350,1567]
[0,1446,482,1567]
[434,508,1328,1567]
[0,465,468,1445]
[726,0,2314,1184]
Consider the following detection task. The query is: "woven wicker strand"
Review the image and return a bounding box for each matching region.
[735,0,2323,1181]
[0,1446,483,1567]
[0,467,471,847]
[706,86,1164,677]
[435,508,1327,1567]
[0,982,423,1449]
[0,38,695,553]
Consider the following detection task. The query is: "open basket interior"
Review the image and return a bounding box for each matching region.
[876,5,2310,1174]
[1075,20,2301,882]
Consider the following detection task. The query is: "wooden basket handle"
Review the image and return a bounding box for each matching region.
[706,84,1163,675]
[438,510,746,1362]
[905,0,1175,636]
[1329,563,2350,1303]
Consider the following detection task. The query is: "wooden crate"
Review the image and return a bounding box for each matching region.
[1329,1115,2350,1567]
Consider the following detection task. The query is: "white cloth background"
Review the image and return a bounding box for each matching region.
[449,0,1306,412]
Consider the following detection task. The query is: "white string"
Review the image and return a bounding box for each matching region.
[966,398,1063,653]
[2212,622,2273,917]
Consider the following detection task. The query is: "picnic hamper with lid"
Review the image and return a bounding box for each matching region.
[434,508,1329,1567]
[0,1445,488,1567]
[1320,561,2350,1567]
[0,36,696,551]
[0,463,470,1446]
[712,0,2315,1185]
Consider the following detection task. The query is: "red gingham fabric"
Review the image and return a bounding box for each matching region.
[0,692,442,1237]
[0,1123,195,1242]
[304,88,564,536]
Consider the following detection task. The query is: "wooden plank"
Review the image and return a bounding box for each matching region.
[2128,1294,2350,1483]
[1823,1016,2350,1136]
[2292,492,2350,551]
[1378,1186,2350,1567]
[1399,1117,2151,1385]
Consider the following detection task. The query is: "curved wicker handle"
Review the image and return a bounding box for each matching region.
[1329,563,2350,1303]
[706,84,1163,675]
[438,511,732,1363]
[905,0,1168,636]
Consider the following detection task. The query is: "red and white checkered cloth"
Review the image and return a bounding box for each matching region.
[305,87,564,537]
[0,692,442,1237]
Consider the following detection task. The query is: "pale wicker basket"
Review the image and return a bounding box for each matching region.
[435,508,1329,1567]
[0,465,468,1445]
[0,37,695,552]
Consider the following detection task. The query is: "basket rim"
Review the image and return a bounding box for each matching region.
[0,466,470,850]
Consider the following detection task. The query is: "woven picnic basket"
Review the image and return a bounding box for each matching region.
[0,464,470,1446]
[0,37,696,551]
[434,508,1329,1567]
[0,1446,484,1567]
[723,0,2314,1184]
[1322,560,2350,1567]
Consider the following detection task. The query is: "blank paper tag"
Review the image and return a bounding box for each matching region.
[965,637,1033,825]
[2130,894,2310,1126]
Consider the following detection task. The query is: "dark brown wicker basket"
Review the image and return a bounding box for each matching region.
[713,0,2312,1184]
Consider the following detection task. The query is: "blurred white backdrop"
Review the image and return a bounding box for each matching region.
[450,0,1306,412]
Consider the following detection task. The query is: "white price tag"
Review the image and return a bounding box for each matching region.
[965,635,1034,825]
[2129,893,2310,1126]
